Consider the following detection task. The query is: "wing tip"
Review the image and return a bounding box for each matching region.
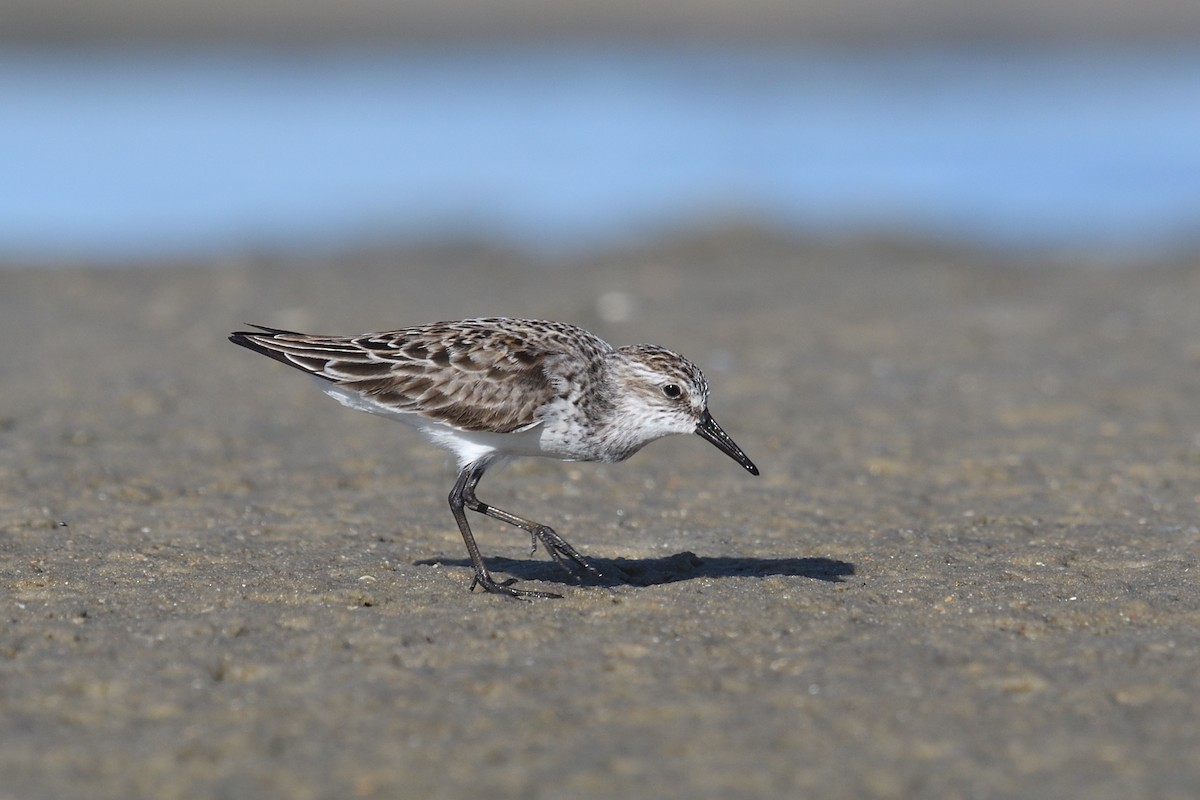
[229,325,344,383]
[230,323,301,338]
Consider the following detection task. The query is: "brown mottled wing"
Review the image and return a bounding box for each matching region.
[230,320,596,433]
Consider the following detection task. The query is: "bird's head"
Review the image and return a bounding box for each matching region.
[612,344,759,475]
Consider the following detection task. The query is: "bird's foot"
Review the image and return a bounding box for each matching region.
[529,526,603,580]
[469,570,562,600]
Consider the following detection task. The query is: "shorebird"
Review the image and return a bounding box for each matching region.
[230,318,758,597]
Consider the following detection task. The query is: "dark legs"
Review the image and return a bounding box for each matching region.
[447,461,601,598]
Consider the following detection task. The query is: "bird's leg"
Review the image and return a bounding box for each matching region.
[447,462,562,599]
[458,463,602,582]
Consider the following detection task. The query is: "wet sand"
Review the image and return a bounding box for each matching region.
[2,234,1199,798]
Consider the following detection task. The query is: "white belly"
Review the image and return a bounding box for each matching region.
[320,380,575,468]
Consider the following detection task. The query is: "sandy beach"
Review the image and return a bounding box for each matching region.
[2,233,1199,798]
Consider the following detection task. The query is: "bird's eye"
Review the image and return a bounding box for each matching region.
[662,383,683,399]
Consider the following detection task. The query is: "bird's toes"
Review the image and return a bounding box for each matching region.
[469,570,562,600]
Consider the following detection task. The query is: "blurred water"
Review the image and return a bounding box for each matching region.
[2,43,1198,264]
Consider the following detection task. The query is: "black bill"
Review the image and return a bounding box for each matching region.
[696,409,759,476]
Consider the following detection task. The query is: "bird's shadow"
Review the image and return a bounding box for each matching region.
[414,550,855,589]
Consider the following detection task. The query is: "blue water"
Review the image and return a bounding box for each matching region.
[2,44,1199,263]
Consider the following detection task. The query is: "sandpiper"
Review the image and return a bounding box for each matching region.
[230,318,758,598]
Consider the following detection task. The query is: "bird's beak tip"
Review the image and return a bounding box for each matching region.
[696,411,759,477]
